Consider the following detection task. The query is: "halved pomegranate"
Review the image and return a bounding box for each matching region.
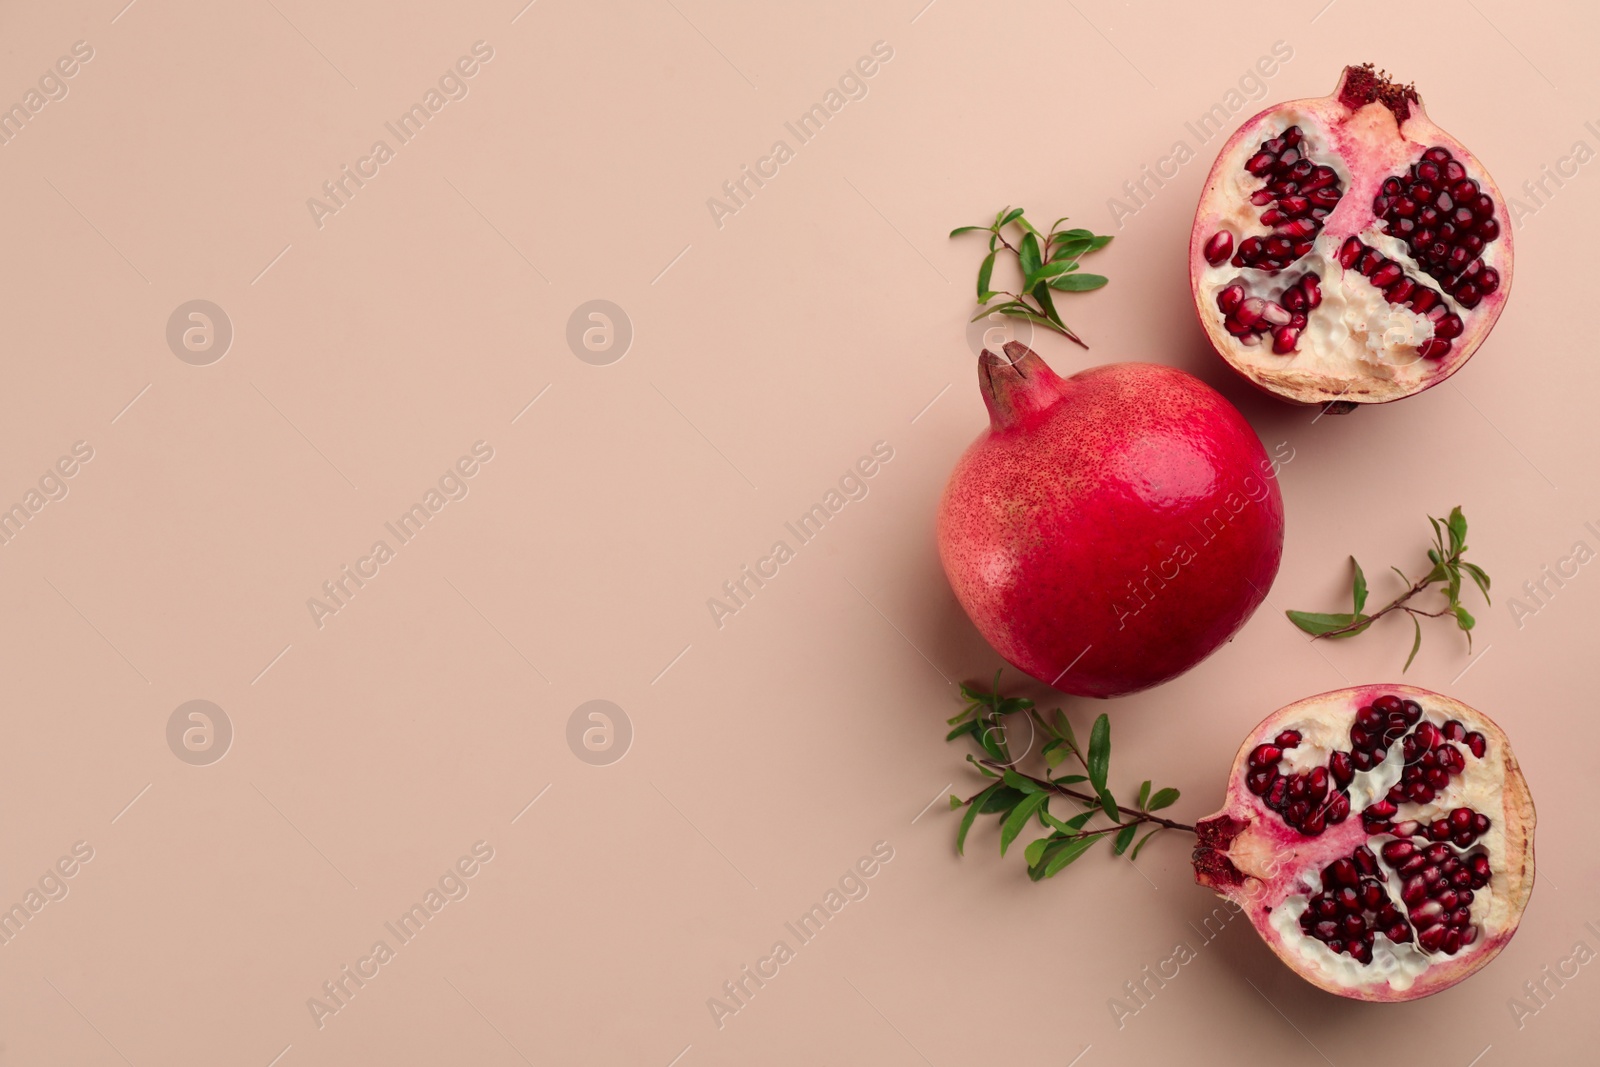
[1190,65,1513,408]
[1193,685,1534,1001]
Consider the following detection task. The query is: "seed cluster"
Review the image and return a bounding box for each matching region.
[1205,126,1346,274]
[1373,145,1502,310]
[1298,838,1491,961]
[1254,693,1494,962]
[1215,273,1320,354]
[1335,237,1462,360]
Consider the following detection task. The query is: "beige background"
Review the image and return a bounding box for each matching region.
[1,0,1595,1063]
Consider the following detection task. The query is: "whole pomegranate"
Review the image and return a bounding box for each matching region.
[936,341,1284,698]
[1190,64,1513,408]
[1194,685,1535,1001]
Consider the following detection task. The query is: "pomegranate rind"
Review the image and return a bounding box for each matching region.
[937,344,1284,698]
[1189,67,1514,406]
[1194,684,1534,1001]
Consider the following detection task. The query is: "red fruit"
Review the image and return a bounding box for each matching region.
[1193,684,1535,1002]
[1189,65,1513,408]
[937,342,1285,697]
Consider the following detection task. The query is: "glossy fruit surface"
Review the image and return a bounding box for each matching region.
[937,342,1284,697]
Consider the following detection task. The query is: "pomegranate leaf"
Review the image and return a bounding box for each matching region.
[1018,232,1042,279]
[1352,557,1368,614]
[1049,273,1109,292]
[956,783,1000,855]
[1129,828,1162,860]
[1113,824,1139,855]
[1098,789,1120,822]
[1463,561,1492,603]
[951,208,1112,349]
[1287,610,1358,635]
[1136,780,1152,809]
[976,250,997,301]
[1405,615,1423,672]
[1087,713,1111,793]
[1037,835,1097,878]
[1147,788,1181,812]
[1000,793,1048,855]
[1024,836,1051,867]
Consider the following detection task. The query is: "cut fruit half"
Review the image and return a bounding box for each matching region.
[1190,65,1513,408]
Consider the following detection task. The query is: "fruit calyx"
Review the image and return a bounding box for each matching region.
[978,342,1067,430]
[1336,63,1418,123]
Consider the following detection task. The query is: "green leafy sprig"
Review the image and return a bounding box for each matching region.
[950,208,1113,349]
[945,673,1192,881]
[1286,506,1491,671]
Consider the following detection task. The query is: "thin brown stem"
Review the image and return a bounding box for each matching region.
[1312,552,1461,640]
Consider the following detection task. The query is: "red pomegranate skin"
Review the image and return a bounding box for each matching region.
[937,343,1284,697]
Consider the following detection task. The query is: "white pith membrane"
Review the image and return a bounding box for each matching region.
[1190,71,1514,406]
[1194,686,1535,1001]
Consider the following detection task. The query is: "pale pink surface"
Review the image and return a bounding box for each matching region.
[0,2,1596,1065]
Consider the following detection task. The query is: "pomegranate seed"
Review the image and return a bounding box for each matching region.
[1395,818,1422,836]
[1410,288,1440,313]
[1249,743,1282,767]
[1261,302,1292,327]
[1381,841,1415,864]
[1246,768,1274,794]
[1434,312,1465,340]
[1402,878,1427,906]
[1456,283,1482,308]
[1473,813,1490,834]
[1479,267,1500,293]
[1394,196,1418,218]
[1417,161,1441,183]
[1338,236,1364,268]
[1417,338,1451,359]
[1328,751,1353,785]
[1237,297,1266,328]
[1301,810,1325,835]
[1204,230,1234,266]
[1250,189,1275,206]
[1476,217,1500,241]
[1357,248,1383,275]
[1288,311,1307,330]
[1261,208,1286,226]
[1424,146,1453,163]
[1351,749,1374,771]
[1442,720,1466,741]
[1383,278,1414,304]
[1217,284,1245,315]
[1300,274,1321,307]
[1282,286,1307,311]
[1466,732,1487,758]
[1417,925,1446,952]
[1246,151,1275,176]
[1370,262,1403,288]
